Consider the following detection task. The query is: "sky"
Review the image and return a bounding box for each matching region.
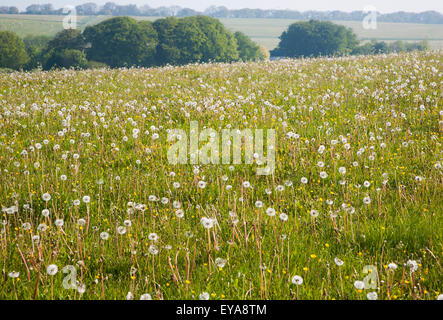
[3,0,443,13]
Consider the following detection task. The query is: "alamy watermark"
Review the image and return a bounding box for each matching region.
[167,121,275,175]
[62,5,77,29]
[362,5,377,30]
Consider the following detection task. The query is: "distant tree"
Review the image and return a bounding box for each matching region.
[75,3,98,15]
[23,35,51,70]
[272,20,359,58]
[42,29,87,70]
[98,2,117,15]
[373,41,390,54]
[177,8,200,17]
[171,17,206,64]
[153,16,239,66]
[47,29,86,51]
[152,17,181,65]
[258,45,270,61]
[389,40,406,53]
[234,31,263,61]
[0,6,18,14]
[351,42,375,55]
[194,16,238,63]
[83,17,158,68]
[0,31,29,70]
[138,20,159,66]
[44,49,88,69]
[405,40,429,52]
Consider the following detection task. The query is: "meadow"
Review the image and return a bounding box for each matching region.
[1,14,443,50]
[0,51,442,300]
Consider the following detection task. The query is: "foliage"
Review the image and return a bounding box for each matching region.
[235,31,266,61]
[153,16,239,66]
[272,20,359,58]
[83,16,158,68]
[0,30,29,70]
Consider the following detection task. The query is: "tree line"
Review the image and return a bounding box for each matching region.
[0,16,269,71]
[271,20,429,58]
[0,18,431,71]
[1,3,442,24]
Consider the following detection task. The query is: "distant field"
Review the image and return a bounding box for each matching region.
[1,14,443,50]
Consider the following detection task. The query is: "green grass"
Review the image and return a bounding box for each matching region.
[1,14,443,49]
[0,51,442,300]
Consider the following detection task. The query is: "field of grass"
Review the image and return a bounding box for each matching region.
[1,14,443,50]
[0,51,442,300]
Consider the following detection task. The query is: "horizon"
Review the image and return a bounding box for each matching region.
[4,1,443,14]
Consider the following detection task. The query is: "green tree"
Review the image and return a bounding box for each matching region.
[152,17,181,65]
[234,31,264,61]
[0,31,29,70]
[42,29,88,70]
[153,16,239,66]
[44,49,88,70]
[23,35,51,70]
[272,20,359,58]
[83,17,158,68]
[194,16,238,63]
[47,29,86,51]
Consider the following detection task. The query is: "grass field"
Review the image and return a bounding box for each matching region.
[1,14,443,50]
[0,51,442,300]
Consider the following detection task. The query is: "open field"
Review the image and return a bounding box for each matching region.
[1,14,443,49]
[0,51,442,300]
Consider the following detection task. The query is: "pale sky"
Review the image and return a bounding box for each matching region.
[3,0,443,13]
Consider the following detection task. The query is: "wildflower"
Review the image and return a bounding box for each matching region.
[310,209,319,218]
[266,207,276,217]
[42,193,51,202]
[148,233,159,241]
[100,232,109,240]
[124,220,132,227]
[367,292,378,300]
[291,275,303,285]
[334,257,344,267]
[201,217,214,229]
[199,292,210,300]
[8,271,20,278]
[406,260,419,272]
[22,222,31,230]
[215,258,227,268]
[175,209,184,218]
[77,283,86,294]
[363,196,371,205]
[387,263,398,271]
[148,245,158,255]
[198,181,207,189]
[46,264,58,276]
[279,213,288,222]
[117,226,126,235]
[354,280,365,290]
[140,294,152,300]
[55,219,64,227]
